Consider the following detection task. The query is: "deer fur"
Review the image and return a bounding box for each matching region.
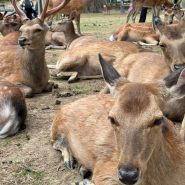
[0,0,70,97]
[50,11,102,49]
[127,0,173,23]
[51,41,147,83]
[46,0,94,36]
[51,55,185,185]
[0,77,27,138]
[110,7,182,44]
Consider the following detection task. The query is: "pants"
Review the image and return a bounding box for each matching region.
[25,8,37,20]
[139,7,148,23]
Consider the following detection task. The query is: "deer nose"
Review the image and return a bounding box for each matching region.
[18,38,26,45]
[118,164,139,184]
[169,20,173,24]
[174,65,184,70]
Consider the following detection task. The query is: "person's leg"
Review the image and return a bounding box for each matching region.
[139,7,148,23]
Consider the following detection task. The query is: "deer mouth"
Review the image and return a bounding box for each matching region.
[20,43,30,47]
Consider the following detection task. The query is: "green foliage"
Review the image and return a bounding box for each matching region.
[19,167,43,179]
[1,141,9,147]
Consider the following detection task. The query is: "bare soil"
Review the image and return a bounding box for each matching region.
[0,11,181,185]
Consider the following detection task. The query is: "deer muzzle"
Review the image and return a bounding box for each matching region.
[18,37,27,46]
[118,164,139,184]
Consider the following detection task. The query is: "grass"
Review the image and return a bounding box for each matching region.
[19,167,43,179]
[1,140,9,147]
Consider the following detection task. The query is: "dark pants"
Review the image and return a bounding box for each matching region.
[139,7,148,23]
[25,8,37,20]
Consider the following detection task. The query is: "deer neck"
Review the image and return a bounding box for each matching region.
[64,24,79,48]
[143,130,185,185]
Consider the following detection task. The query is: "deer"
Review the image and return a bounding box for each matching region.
[51,41,148,83]
[127,0,173,23]
[49,10,102,50]
[0,0,70,98]
[0,77,27,139]
[51,54,185,185]
[110,6,183,44]
[103,3,112,15]
[46,0,94,36]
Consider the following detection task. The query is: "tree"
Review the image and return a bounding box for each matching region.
[85,0,106,13]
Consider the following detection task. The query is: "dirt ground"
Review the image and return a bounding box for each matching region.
[0,11,181,185]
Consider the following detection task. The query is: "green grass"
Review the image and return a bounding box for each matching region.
[1,140,9,147]
[19,167,43,179]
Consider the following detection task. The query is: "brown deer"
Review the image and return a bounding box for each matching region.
[46,0,94,36]
[0,77,27,138]
[0,0,70,98]
[51,41,147,83]
[49,11,102,49]
[103,3,112,15]
[51,55,185,185]
[127,0,173,23]
[110,6,182,44]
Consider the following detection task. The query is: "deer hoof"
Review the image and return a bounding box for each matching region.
[65,160,75,170]
[75,179,94,185]
[80,169,88,179]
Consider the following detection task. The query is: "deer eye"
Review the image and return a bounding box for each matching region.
[108,116,117,125]
[152,118,163,127]
[35,29,42,33]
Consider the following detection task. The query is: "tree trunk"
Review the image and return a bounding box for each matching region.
[85,0,106,13]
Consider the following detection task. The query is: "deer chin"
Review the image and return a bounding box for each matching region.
[19,44,30,49]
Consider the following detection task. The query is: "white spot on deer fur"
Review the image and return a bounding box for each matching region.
[3,86,8,90]
[109,34,115,41]
[0,102,19,138]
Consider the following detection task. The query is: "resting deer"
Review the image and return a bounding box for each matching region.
[51,41,147,83]
[47,0,94,36]
[0,77,27,138]
[49,11,102,49]
[103,3,112,15]
[51,55,185,185]
[127,0,173,23]
[110,6,183,44]
[0,0,70,98]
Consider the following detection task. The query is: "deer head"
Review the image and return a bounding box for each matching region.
[50,10,76,32]
[99,54,185,184]
[162,5,174,24]
[172,4,184,21]
[153,15,185,71]
[10,0,70,49]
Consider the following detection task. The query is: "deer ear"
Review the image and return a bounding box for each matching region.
[180,15,185,27]
[164,66,185,99]
[69,10,76,21]
[99,53,129,95]
[153,16,165,33]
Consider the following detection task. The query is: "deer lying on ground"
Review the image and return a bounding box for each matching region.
[0,0,70,98]
[51,55,185,185]
[127,0,173,23]
[51,41,147,83]
[49,11,102,49]
[0,77,27,138]
[110,6,182,44]
[47,0,94,36]
[103,3,112,15]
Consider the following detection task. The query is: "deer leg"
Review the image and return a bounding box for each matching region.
[53,135,75,170]
[79,165,90,179]
[16,83,33,98]
[127,9,135,23]
[75,12,82,36]
[100,85,110,94]
[45,45,66,50]
[143,37,159,45]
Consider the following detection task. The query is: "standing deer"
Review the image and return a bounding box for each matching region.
[49,11,102,49]
[127,0,173,23]
[51,41,147,83]
[51,55,185,185]
[46,0,94,36]
[103,3,112,15]
[0,0,70,97]
[0,77,27,138]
